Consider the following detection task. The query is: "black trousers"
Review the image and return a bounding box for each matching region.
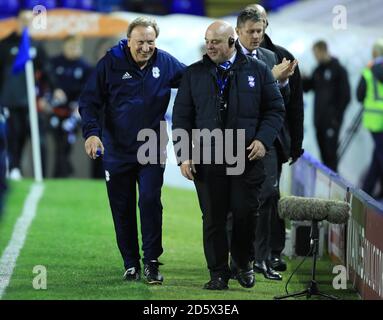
[269,160,285,257]
[105,163,165,270]
[194,161,265,279]
[253,147,279,262]
[7,108,47,176]
[7,108,29,170]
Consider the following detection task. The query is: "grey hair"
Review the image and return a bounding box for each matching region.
[127,16,160,38]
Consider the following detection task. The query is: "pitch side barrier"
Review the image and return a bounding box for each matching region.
[280,152,383,300]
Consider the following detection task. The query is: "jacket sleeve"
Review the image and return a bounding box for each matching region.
[301,73,314,92]
[78,58,107,140]
[168,55,187,88]
[357,75,366,103]
[334,65,351,124]
[286,64,304,157]
[279,82,290,106]
[339,65,351,109]
[272,50,291,106]
[255,64,286,149]
[172,68,195,163]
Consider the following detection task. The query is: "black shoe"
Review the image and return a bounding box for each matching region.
[254,260,282,281]
[229,258,238,280]
[144,260,164,285]
[236,264,255,288]
[203,277,229,290]
[269,255,287,272]
[123,267,141,281]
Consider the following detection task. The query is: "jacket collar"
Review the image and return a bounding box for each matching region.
[260,33,276,52]
[256,48,267,61]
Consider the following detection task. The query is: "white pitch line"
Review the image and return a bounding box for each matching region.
[0,183,44,299]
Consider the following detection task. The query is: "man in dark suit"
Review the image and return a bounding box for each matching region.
[172,20,285,290]
[246,4,305,275]
[234,7,300,281]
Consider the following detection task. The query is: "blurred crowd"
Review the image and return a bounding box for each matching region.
[0,0,206,18]
[0,11,104,217]
[0,11,102,183]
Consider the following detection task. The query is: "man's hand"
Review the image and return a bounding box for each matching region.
[85,136,104,159]
[247,140,266,161]
[272,58,298,83]
[180,159,196,181]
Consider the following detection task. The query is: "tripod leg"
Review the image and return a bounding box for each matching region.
[316,292,339,300]
[274,289,309,300]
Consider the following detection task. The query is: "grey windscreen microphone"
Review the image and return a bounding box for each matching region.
[278,196,350,224]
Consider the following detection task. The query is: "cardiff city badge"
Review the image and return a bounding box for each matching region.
[152,66,160,78]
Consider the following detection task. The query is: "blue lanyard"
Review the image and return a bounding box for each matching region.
[216,61,232,96]
[216,72,229,96]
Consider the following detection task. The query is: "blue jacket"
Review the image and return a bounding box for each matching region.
[79,39,185,172]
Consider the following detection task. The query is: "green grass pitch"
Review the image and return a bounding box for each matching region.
[0,180,359,300]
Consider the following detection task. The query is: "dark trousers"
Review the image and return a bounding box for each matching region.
[52,121,73,178]
[362,132,383,196]
[7,108,47,176]
[253,147,279,262]
[8,108,28,170]
[91,157,104,179]
[316,124,340,172]
[269,159,286,257]
[269,196,285,256]
[194,161,265,279]
[105,163,165,270]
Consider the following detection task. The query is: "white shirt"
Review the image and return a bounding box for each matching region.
[238,40,257,58]
[228,51,237,64]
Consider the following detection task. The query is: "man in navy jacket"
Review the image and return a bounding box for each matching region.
[79,17,185,284]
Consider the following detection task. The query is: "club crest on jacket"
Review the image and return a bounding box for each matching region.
[152,66,160,78]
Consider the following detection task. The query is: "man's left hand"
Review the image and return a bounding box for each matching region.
[272,58,298,83]
[247,140,266,161]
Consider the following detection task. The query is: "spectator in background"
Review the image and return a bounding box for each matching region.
[302,40,350,172]
[357,38,383,198]
[0,10,52,180]
[50,35,92,178]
